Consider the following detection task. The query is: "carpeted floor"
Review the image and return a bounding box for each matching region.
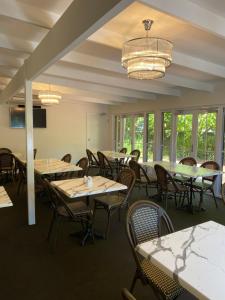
[0,180,224,300]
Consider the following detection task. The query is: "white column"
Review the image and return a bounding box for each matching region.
[154,111,162,161]
[215,107,223,196]
[25,80,35,225]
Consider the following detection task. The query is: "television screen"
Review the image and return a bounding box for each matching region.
[10,107,47,128]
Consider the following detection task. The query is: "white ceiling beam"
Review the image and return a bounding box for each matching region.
[33,79,137,103]
[140,0,225,40]
[37,74,156,100]
[62,96,118,106]
[0,0,58,29]
[0,0,134,103]
[0,33,35,54]
[46,63,181,96]
[63,51,214,92]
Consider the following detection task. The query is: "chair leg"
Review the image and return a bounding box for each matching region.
[130,269,138,293]
[105,209,112,239]
[198,190,203,211]
[145,184,149,197]
[52,217,61,252]
[165,193,168,210]
[47,211,56,241]
[211,188,218,208]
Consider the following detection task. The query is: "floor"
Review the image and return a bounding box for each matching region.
[1,180,224,300]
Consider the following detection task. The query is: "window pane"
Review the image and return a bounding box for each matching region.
[162,112,172,161]
[114,116,121,151]
[134,115,144,161]
[147,113,155,161]
[176,114,193,161]
[123,116,132,154]
[197,112,217,163]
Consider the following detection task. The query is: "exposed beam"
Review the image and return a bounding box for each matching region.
[0,0,134,103]
[37,74,156,100]
[62,96,118,106]
[62,51,214,92]
[46,62,181,96]
[140,0,225,40]
[0,0,58,29]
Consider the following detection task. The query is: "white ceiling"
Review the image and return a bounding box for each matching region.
[1,0,225,105]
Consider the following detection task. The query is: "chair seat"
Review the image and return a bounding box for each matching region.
[167,183,188,193]
[141,259,184,299]
[57,201,90,217]
[192,180,212,191]
[94,194,125,209]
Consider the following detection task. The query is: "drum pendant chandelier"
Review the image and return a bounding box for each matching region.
[122,19,173,80]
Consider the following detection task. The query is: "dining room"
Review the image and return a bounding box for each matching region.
[1,1,225,300]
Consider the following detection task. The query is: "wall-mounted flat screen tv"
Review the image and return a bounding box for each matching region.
[10,107,47,128]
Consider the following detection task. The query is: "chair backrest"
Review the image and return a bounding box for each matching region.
[121,288,136,300]
[33,148,37,159]
[129,160,141,180]
[200,160,220,182]
[16,158,27,180]
[76,157,89,177]
[130,149,140,162]
[0,148,12,154]
[116,168,136,207]
[119,147,127,154]
[97,151,113,175]
[61,153,72,163]
[0,152,14,170]
[86,149,99,166]
[44,178,75,218]
[126,200,174,248]
[179,156,197,166]
[154,164,177,192]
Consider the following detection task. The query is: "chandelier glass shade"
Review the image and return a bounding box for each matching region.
[38,90,61,105]
[122,20,173,79]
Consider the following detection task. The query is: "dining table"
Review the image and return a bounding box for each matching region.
[136,220,225,300]
[141,161,222,211]
[23,158,81,175]
[51,175,127,240]
[51,175,127,198]
[0,186,13,208]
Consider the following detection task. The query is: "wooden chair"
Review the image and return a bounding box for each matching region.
[192,160,220,210]
[44,178,93,249]
[129,160,157,197]
[33,148,37,159]
[97,151,114,179]
[154,164,189,209]
[86,149,99,169]
[76,157,89,177]
[93,168,135,239]
[174,156,197,183]
[61,153,72,163]
[121,288,136,300]
[126,200,184,299]
[0,152,15,183]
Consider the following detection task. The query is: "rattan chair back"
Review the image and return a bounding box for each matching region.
[76,157,89,177]
[44,178,74,219]
[116,168,135,206]
[179,156,197,166]
[126,200,174,248]
[0,148,12,154]
[0,152,14,171]
[128,160,150,184]
[61,153,72,163]
[86,149,99,166]
[200,160,220,183]
[97,151,113,176]
[154,164,178,192]
[130,149,140,162]
[33,148,37,159]
[119,147,127,154]
[121,288,136,300]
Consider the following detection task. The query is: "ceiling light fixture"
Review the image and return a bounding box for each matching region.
[122,19,173,80]
[38,89,61,105]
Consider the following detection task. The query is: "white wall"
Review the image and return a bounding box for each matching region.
[0,100,110,163]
